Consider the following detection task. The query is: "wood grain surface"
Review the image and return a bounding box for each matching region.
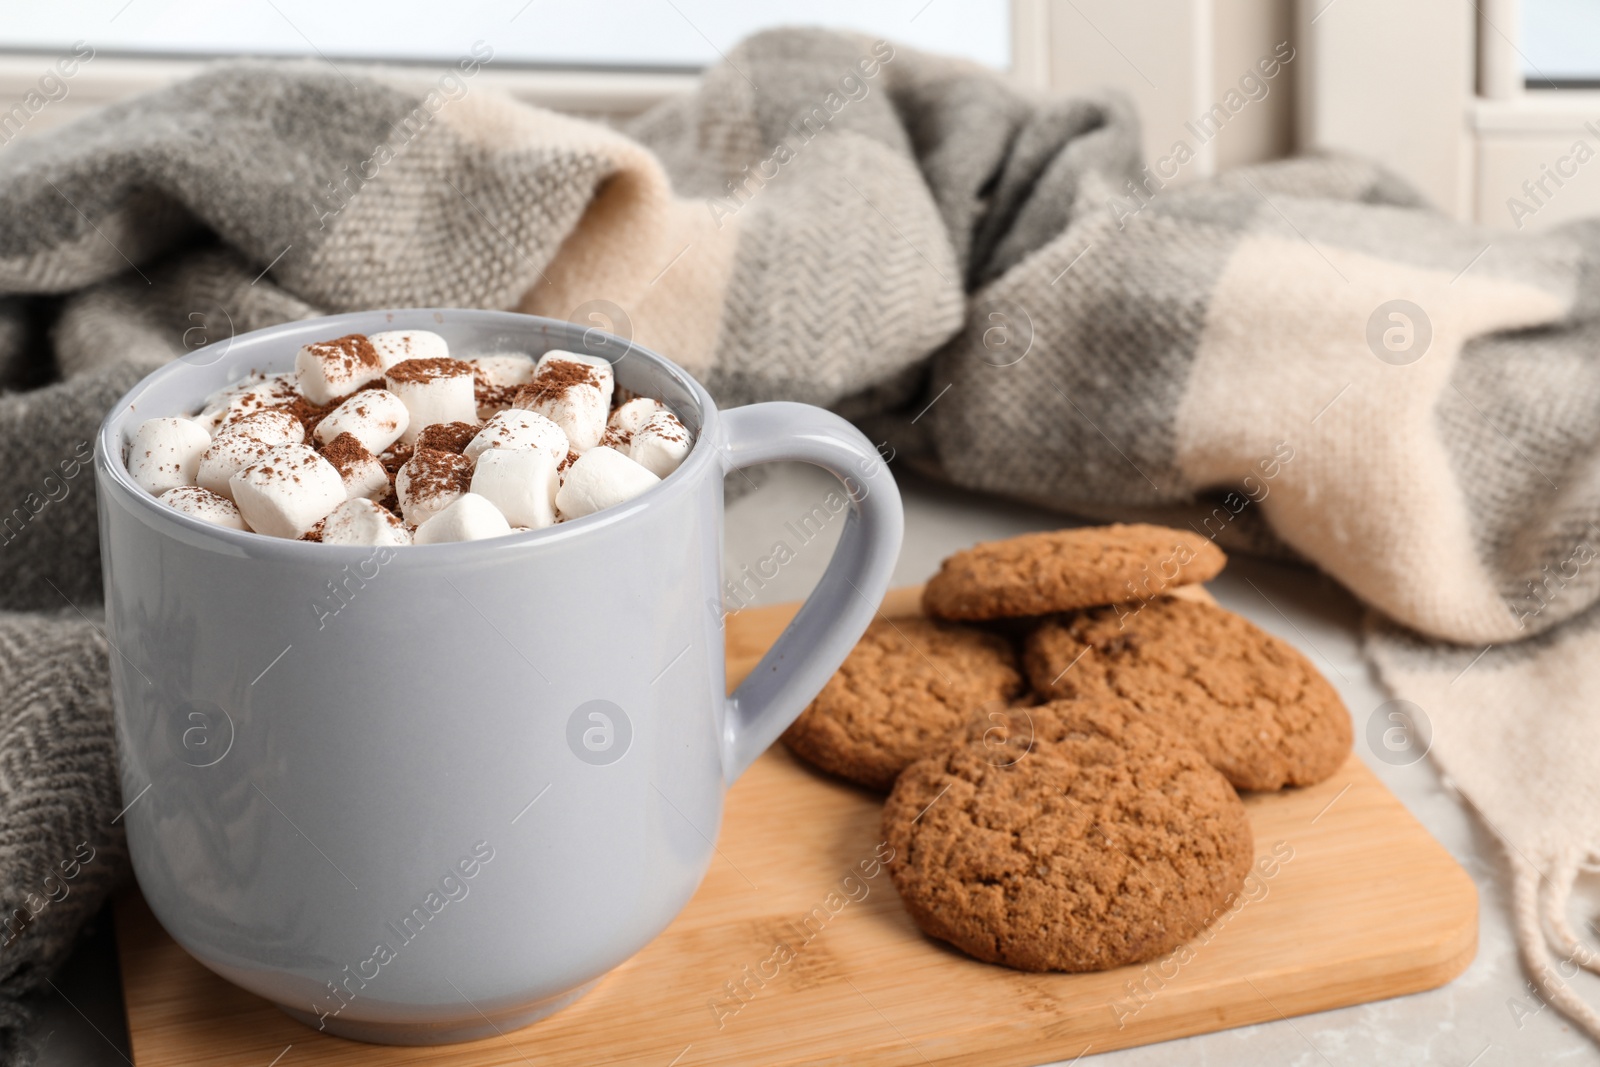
[116,586,1477,1066]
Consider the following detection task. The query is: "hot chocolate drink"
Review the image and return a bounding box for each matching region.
[122,330,691,545]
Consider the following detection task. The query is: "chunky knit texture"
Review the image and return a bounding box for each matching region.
[0,27,1598,1049]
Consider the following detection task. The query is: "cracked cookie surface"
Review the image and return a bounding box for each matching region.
[1023,596,1351,791]
[782,616,1025,791]
[883,699,1252,971]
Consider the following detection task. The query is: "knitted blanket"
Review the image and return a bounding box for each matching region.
[1,26,1598,1056]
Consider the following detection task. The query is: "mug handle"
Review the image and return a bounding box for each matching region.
[717,402,904,783]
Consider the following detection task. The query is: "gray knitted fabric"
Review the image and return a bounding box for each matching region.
[0,615,122,1065]
[0,27,1599,1051]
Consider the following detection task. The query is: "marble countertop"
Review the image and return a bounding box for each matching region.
[31,464,1600,1065]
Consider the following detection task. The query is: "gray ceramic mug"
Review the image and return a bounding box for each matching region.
[95,308,903,1044]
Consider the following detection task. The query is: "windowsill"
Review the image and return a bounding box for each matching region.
[0,53,698,125]
[1472,89,1600,133]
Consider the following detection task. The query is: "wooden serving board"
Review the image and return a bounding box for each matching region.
[116,587,1477,1066]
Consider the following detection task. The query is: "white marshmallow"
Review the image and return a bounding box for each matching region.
[463,409,568,464]
[536,350,614,399]
[395,448,473,526]
[344,458,391,501]
[369,329,449,370]
[200,373,297,433]
[535,385,606,450]
[314,389,409,454]
[201,373,276,411]
[472,353,538,418]
[518,351,614,451]
[471,353,536,388]
[193,410,306,499]
[320,434,391,501]
[194,410,223,437]
[609,397,663,435]
[414,493,512,544]
[385,359,478,444]
[159,486,246,530]
[219,410,303,449]
[321,498,412,546]
[554,446,660,520]
[229,445,346,539]
[626,411,692,478]
[128,417,211,495]
[470,448,559,529]
[197,435,274,499]
[195,392,240,435]
[295,335,386,404]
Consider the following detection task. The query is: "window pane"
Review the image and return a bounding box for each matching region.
[2,1,1010,71]
[1521,0,1600,87]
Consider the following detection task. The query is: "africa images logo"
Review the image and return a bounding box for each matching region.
[566,700,632,766]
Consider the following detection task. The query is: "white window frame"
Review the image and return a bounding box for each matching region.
[0,51,701,136]
[1299,0,1600,230]
[1011,0,1300,181]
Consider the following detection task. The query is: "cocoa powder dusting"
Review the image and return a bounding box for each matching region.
[319,432,374,476]
[405,448,473,498]
[387,357,473,384]
[650,414,688,444]
[284,394,341,437]
[416,421,479,454]
[475,379,519,414]
[308,334,382,374]
[378,442,413,479]
[513,359,598,409]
